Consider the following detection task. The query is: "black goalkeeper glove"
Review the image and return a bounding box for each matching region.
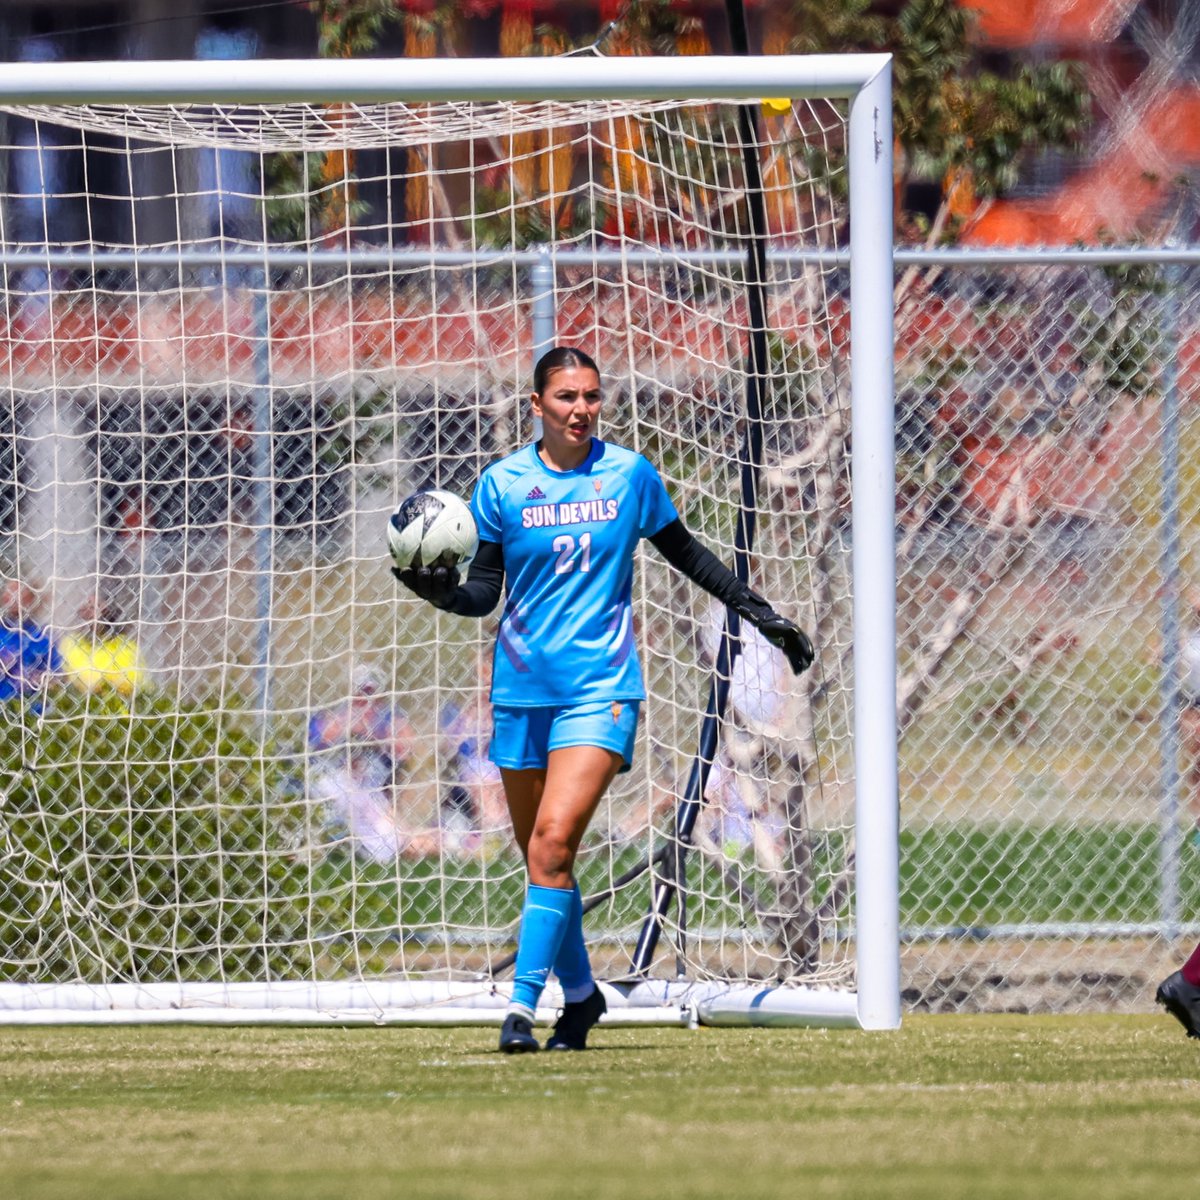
[392,564,461,610]
[732,589,815,676]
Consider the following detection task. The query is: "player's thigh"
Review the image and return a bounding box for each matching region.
[536,744,624,852]
[498,767,544,855]
[496,700,638,848]
[502,750,619,854]
[536,699,639,845]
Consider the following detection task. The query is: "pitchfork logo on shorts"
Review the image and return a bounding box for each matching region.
[525,486,546,500]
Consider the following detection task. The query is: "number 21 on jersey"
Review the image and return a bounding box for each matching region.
[552,531,592,575]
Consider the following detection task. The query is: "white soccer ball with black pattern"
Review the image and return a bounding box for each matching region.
[386,489,479,572]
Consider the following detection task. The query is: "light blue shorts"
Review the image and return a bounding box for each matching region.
[489,700,641,774]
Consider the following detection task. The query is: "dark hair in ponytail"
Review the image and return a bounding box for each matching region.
[532,346,600,395]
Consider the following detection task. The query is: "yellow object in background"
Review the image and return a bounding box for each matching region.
[61,632,145,697]
[762,98,792,114]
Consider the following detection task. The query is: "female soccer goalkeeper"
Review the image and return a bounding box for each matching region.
[395,346,813,1054]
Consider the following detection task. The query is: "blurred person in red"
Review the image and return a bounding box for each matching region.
[1157,950,1200,1040]
[1157,591,1200,1038]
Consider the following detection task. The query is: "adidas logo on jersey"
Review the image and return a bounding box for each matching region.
[526,486,546,500]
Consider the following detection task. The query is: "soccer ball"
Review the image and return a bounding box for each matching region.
[386,489,479,572]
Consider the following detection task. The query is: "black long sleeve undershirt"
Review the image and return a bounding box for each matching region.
[647,519,765,615]
[443,519,767,621]
[444,539,505,617]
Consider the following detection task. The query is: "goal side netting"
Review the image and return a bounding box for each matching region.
[0,56,895,1028]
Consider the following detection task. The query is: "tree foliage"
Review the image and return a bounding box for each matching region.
[602,0,705,55]
[795,0,1089,236]
[265,1,466,241]
[310,0,403,58]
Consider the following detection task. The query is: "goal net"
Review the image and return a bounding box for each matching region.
[0,56,894,1027]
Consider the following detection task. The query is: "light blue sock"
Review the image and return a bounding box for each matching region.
[552,883,595,1003]
[510,883,574,1017]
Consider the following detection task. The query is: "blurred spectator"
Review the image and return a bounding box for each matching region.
[0,579,58,703]
[700,601,790,866]
[438,658,508,854]
[308,666,429,864]
[308,666,415,784]
[634,735,784,871]
[699,731,785,871]
[626,601,794,853]
[60,599,146,697]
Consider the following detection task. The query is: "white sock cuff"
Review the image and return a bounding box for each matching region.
[506,1001,536,1023]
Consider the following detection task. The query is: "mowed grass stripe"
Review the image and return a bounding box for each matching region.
[0,1016,1196,1199]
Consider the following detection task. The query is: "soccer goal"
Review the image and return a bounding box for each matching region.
[0,53,896,1030]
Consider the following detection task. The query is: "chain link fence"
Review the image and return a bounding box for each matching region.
[893,249,1199,1012]
[0,246,1195,1011]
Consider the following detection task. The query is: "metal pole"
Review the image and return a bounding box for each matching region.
[847,62,900,1031]
[250,272,273,720]
[0,54,892,106]
[529,246,555,442]
[1159,267,1183,937]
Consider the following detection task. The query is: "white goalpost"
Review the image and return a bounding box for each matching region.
[0,54,896,1029]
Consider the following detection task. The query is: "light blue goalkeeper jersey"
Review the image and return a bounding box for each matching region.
[471,439,678,707]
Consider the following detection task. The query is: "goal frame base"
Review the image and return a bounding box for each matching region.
[0,980,863,1029]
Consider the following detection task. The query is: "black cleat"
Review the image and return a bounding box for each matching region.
[546,985,607,1051]
[1156,970,1200,1040]
[499,1013,539,1054]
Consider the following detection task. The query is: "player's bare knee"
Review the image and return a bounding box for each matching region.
[526,829,574,885]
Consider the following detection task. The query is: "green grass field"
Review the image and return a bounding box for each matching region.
[2,1016,1196,1199]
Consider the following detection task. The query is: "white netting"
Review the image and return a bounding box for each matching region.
[0,91,857,1017]
[0,99,707,152]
